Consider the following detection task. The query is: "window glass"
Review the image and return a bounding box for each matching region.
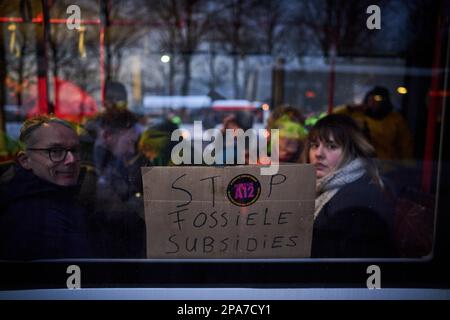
[0,0,448,265]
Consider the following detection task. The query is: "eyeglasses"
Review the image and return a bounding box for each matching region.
[27,147,81,163]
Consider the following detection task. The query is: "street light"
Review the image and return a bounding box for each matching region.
[160,55,171,95]
[161,55,170,63]
[397,86,408,95]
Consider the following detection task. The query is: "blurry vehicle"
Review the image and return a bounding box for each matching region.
[210,99,268,130]
[142,96,269,144]
[141,96,270,165]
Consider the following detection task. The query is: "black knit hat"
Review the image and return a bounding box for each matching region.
[363,86,394,119]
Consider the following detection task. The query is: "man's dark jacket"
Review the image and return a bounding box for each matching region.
[0,165,93,260]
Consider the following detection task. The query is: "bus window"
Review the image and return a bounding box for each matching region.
[0,0,449,294]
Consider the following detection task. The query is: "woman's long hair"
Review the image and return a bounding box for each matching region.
[304,114,383,187]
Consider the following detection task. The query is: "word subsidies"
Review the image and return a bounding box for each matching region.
[166,207,300,254]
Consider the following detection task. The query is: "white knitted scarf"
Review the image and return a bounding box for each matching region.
[314,158,366,219]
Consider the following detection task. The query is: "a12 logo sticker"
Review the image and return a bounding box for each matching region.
[227,174,261,207]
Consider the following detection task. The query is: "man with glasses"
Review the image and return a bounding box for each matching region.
[0,115,93,260]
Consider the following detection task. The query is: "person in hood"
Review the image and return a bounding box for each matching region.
[0,115,93,260]
[335,86,413,161]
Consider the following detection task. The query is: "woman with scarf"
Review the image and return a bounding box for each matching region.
[305,114,396,258]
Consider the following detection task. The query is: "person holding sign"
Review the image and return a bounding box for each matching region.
[305,114,396,258]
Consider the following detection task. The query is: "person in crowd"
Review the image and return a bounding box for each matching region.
[90,108,147,258]
[79,80,130,164]
[267,105,306,130]
[304,114,396,258]
[0,115,94,260]
[138,118,178,166]
[219,111,255,165]
[274,115,308,163]
[104,80,129,110]
[334,86,413,161]
[267,105,308,163]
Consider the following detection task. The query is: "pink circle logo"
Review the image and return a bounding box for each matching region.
[227,174,261,207]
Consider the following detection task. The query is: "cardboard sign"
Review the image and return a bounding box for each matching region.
[141,165,316,258]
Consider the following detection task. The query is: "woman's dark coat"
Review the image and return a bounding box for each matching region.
[311,174,396,258]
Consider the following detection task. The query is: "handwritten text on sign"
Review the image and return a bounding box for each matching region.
[141,165,315,258]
